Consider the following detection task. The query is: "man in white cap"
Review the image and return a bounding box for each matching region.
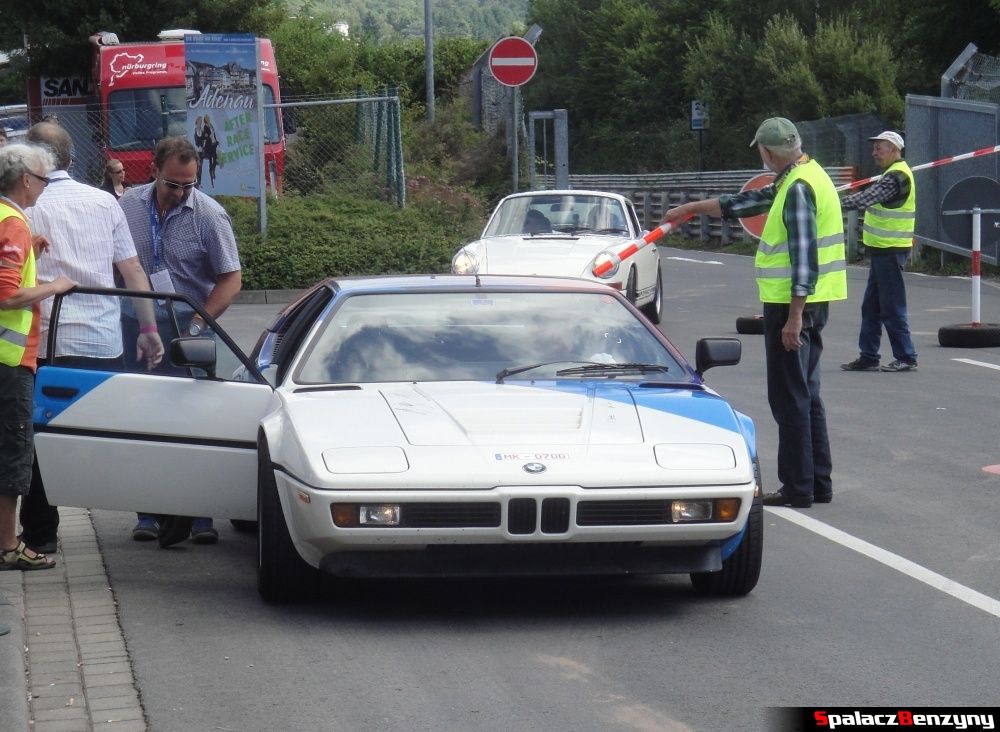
[840,130,918,373]
[663,117,847,508]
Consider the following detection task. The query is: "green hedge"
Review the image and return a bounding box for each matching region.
[223,182,488,290]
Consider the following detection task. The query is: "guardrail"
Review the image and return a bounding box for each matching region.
[538,168,858,248]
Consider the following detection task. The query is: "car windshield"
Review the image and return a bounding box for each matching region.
[483,195,631,237]
[294,290,682,385]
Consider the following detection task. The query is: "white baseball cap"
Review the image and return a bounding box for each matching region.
[869,130,904,150]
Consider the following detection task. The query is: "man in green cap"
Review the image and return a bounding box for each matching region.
[663,117,848,508]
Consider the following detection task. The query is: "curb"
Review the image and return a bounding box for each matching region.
[232,289,304,305]
[0,571,29,732]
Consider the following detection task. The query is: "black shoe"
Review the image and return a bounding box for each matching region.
[813,494,833,504]
[762,491,812,508]
[841,358,879,372]
[158,516,195,548]
[880,359,917,372]
[17,534,57,555]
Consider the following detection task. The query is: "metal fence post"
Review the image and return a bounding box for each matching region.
[553,109,569,190]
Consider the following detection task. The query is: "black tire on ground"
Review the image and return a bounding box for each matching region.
[257,433,320,603]
[625,268,638,304]
[230,519,258,534]
[690,459,763,596]
[937,323,1000,348]
[640,268,663,324]
[735,316,765,335]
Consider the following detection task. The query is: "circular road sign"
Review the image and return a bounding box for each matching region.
[488,36,538,88]
[738,172,774,240]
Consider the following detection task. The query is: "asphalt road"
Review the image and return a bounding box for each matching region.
[91,249,1000,731]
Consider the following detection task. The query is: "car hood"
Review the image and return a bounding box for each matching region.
[276,382,753,489]
[465,235,627,277]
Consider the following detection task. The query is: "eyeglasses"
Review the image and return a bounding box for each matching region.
[27,171,50,187]
[160,178,197,191]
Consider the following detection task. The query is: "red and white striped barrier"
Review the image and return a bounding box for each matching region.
[592,214,692,277]
[836,143,1000,192]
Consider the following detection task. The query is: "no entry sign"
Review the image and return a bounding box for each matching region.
[488,36,538,87]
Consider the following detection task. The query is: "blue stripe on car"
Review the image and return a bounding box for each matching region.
[33,368,116,426]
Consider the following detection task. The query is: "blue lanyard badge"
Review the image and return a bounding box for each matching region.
[149,200,165,268]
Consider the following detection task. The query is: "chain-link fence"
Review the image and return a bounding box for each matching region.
[278,91,404,205]
[796,112,887,181]
[27,90,405,206]
[943,44,1000,103]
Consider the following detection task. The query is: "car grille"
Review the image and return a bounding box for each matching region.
[540,497,570,534]
[401,503,501,528]
[508,497,537,534]
[577,499,671,526]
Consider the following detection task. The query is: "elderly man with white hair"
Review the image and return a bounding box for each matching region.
[839,130,918,373]
[0,143,74,572]
[662,117,847,508]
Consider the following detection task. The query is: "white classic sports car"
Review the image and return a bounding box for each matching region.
[35,276,761,603]
[452,190,664,323]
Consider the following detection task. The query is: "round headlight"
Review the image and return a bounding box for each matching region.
[452,249,480,275]
[592,251,619,279]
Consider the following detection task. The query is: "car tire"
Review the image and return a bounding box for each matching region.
[937,323,1000,348]
[257,433,320,603]
[735,315,764,335]
[690,459,763,596]
[640,268,664,324]
[625,268,638,305]
[230,519,258,534]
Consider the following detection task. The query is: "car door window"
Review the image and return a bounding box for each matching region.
[46,288,262,383]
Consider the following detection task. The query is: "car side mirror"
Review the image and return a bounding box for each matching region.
[170,337,217,379]
[695,337,741,377]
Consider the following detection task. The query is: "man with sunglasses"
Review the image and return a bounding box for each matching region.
[119,136,242,545]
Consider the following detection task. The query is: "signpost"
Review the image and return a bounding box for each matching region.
[488,36,539,192]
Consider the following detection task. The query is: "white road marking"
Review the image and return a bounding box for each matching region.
[953,357,1000,371]
[664,256,724,265]
[767,507,1000,619]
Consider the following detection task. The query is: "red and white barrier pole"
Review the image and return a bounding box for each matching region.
[972,207,982,325]
[836,143,1000,192]
[592,214,692,277]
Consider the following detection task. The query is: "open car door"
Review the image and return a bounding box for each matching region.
[33,288,273,521]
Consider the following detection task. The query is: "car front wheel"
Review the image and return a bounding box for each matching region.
[640,267,663,324]
[690,459,763,596]
[257,433,320,603]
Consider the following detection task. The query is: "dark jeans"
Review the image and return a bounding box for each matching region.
[859,250,917,364]
[20,355,124,544]
[762,302,833,502]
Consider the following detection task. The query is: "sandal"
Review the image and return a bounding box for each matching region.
[0,541,56,571]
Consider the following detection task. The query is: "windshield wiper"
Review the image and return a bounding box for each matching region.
[496,360,598,384]
[554,363,671,377]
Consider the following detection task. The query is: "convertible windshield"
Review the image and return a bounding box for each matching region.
[294,291,681,384]
[483,195,631,237]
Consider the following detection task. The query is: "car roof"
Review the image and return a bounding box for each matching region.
[321,273,622,295]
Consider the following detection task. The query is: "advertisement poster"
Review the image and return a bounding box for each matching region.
[184,34,260,196]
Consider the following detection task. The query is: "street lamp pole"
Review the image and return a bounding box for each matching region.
[424,0,435,121]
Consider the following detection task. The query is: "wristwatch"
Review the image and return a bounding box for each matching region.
[188,321,203,337]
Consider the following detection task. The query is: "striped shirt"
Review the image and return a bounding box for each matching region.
[720,160,819,297]
[839,169,907,211]
[119,183,240,309]
[28,171,136,358]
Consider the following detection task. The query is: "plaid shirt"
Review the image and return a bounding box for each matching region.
[719,158,819,297]
[839,169,907,211]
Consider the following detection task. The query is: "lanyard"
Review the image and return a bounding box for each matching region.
[149,199,166,268]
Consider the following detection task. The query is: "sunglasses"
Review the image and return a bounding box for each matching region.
[28,171,50,186]
[160,177,197,191]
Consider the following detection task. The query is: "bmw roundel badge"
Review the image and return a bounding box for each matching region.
[523,462,546,474]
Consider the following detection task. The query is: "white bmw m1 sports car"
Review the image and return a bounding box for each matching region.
[452,190,664,323]
[35,276,761,603]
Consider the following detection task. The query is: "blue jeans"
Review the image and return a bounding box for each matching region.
[858,251,917,363]
[763,302,833,502]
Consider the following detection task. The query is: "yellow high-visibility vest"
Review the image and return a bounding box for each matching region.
[0,201,35,367]
[755,160,847,303]
[863,160,915,249]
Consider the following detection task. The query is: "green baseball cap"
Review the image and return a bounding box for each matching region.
[749,117,800,148]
